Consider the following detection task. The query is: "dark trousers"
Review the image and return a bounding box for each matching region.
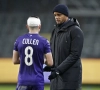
[60,89,79,90]
[59,89,81,90]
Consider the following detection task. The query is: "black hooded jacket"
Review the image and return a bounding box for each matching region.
[50,18,84,89]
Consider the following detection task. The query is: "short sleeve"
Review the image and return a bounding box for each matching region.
[44,39,51,54]
[13,39,19,51]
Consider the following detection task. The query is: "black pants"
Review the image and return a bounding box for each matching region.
[60,89,80,90]
[59,89,81,90]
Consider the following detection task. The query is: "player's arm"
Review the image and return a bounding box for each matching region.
[44,52,53,66]
[12,50,20,64]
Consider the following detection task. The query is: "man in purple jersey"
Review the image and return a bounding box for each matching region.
[12,16,53,90]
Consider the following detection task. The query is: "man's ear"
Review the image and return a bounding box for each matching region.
[26,25,29,29]
[38,25,41,29]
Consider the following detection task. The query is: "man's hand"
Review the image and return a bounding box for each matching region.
[43,66,52,72]
[48,70,59,80]
[43,66,55,72]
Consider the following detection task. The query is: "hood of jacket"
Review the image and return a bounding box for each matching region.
[57,18,80,31]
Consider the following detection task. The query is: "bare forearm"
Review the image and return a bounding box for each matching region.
[13,59,20,64]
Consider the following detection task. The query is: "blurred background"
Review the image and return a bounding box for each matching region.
[0,0,100,90]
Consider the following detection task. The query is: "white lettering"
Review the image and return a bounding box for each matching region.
[22,38,39,45]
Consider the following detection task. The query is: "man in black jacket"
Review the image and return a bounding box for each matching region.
[44,4,84,90]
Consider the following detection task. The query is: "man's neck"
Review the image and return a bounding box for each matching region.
[29,31,39,34]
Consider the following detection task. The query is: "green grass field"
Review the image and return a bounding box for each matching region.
[0,84,100,90]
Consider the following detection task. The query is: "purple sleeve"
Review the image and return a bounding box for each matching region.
[44,40,51,54]
[13,39,18,51]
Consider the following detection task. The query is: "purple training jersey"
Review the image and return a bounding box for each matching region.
[13,33,51,86]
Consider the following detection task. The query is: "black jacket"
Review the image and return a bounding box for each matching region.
[50,18,84,89]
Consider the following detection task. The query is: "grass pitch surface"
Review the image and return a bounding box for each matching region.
[0,84,100,90]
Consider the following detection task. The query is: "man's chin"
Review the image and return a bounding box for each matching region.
[56,22,61,24]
